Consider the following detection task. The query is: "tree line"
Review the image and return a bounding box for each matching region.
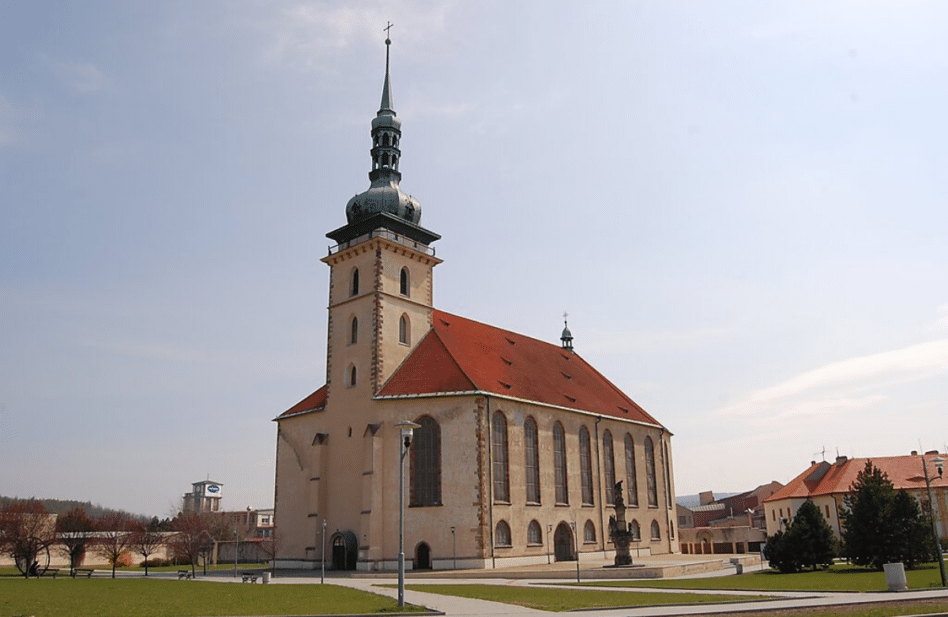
[764,460,939,573]
[0,499,266,578]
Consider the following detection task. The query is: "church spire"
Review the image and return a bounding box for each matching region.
[561,313,574,352]
[379,23,394,114]
[330,27,440,249]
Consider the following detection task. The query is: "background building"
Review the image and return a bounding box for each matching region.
[182,481,223,513]
[764,452,947,542]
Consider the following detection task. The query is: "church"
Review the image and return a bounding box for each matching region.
[272,36,677,571]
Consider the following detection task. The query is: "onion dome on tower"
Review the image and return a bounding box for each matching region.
[328,32,439,249]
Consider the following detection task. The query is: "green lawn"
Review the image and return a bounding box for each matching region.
[0,578,424,617]
[573,563,946,592]
[401,583,771,611]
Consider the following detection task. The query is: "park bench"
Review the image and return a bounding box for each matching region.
[73,568,95,578]
[177,570,193,580]
[39,567,60,578]
[241,572,258,583]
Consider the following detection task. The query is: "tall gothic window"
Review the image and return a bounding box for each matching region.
[662,440,672,509]
[399,314,410,345]
[524,417,540,504]
[349,316,358,345]
[410,416,441,506]
[624,433,639,507]
[645,436,658,507]
[603,430,615,505]
[650,520,661,540]
[579,426,594,506]
[492,411,510,502]
[350,268,359,297]
[400,267,410,296]
[553,422,568,504]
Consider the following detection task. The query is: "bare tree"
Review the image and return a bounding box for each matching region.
[0,499,57,578]
[170,511,219,578]
[97,511,135,578]
[129,519,165,576]
[57,505,96,576]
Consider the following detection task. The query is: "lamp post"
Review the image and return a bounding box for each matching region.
[396,420,420,607]
[922,455,946,587]
[321,519,326,584]
[450,526,456,570]
[233,530,238,578]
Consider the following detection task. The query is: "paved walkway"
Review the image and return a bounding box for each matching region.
[196,555,948,617]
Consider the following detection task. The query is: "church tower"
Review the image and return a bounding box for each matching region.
[322,34,441,404]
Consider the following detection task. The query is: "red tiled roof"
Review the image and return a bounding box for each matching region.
[765,454,948,502]
[278,385,327,419]
[378,310,662,426]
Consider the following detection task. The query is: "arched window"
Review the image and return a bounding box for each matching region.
[624,434,638,507]
[410,416,441,506]
[494,520,511,547]
[399,314,410,345]
[350,268,359,297]
[492,411,510,503]
[348,364,357,387]
[383,133,391,147]
[629,520,640,541]
[527,520,542,545]
[553,422,568,504]
[349,316,358,345]
[524,417,540,504]
[650,520,661,541]
[400,267,410,296]
[584,520,596,543]
[645,437,658,507]
[579,426,594,506]
[603,430,615,505]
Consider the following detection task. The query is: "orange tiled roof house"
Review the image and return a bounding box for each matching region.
[763,453,948,544]
[272,39,677,571]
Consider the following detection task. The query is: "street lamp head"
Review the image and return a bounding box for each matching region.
[396,420,421,448]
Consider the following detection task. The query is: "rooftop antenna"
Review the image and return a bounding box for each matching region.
[812,446,826,462]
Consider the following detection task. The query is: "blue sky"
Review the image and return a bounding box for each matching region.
[2,1,946,516]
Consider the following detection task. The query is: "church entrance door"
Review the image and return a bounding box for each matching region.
[415,542,432,570]
[553,523,574,561]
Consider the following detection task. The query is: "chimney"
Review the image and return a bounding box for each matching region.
[835,455,848,466]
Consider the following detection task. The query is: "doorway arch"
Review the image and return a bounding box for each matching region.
[330,531,357,570]
[553,522,575,562]
[415,542,432,570]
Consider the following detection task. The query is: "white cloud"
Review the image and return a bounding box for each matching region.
[719,339,948,419]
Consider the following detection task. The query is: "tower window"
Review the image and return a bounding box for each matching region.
[400,267,410,296]
[399,314,410,345]
[349,316,358,345]
[348,365,357,387]
[350,268,359,297]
